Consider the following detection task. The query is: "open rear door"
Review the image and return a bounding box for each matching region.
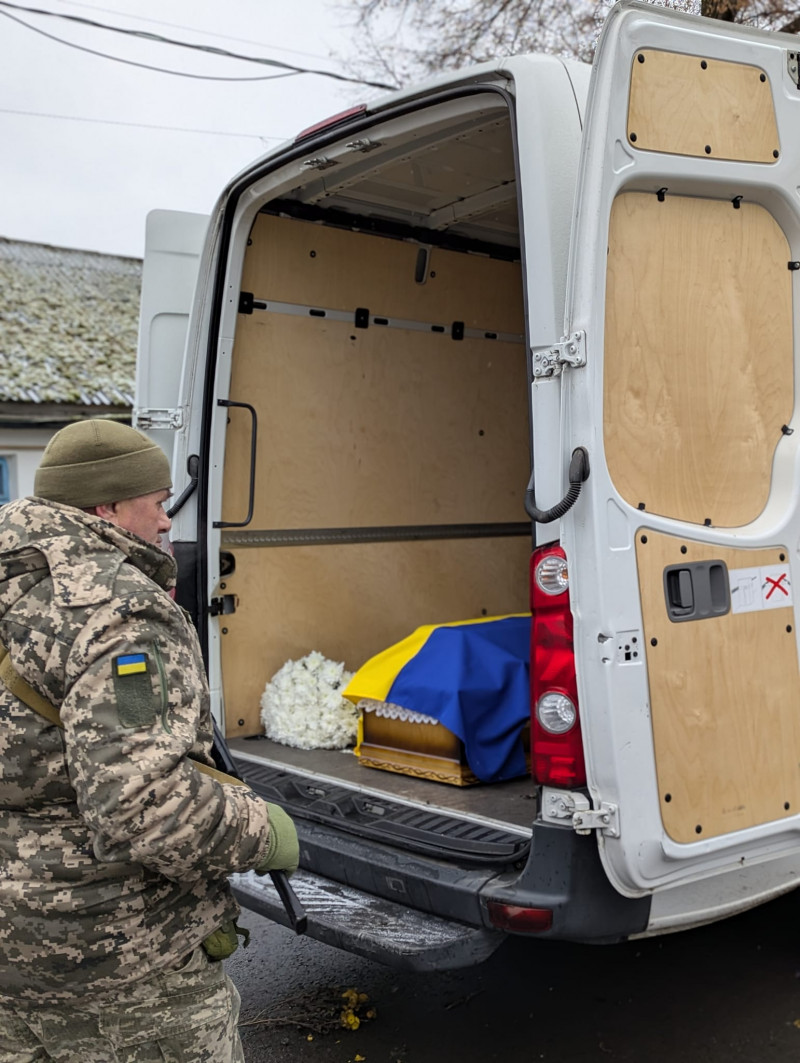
[135,209,208,455]
[562,0,800,894]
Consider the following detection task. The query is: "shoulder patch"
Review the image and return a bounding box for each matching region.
[112,652,156,728]
[115,653,148,676]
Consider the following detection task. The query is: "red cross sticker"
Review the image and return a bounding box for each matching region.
[765,573,789,599]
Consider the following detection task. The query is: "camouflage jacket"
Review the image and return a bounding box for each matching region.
[0,497,272,1004]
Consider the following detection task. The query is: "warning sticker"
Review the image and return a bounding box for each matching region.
[729,565,793,614]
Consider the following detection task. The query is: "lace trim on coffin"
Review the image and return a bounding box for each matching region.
[357,698,438,726]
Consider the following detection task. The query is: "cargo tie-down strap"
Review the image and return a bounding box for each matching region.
[0,643,306,934]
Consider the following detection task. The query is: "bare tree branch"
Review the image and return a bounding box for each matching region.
[338,0,800,86]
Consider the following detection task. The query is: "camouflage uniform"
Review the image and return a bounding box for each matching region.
[0,497,271,1057]
[0,947,243,1062]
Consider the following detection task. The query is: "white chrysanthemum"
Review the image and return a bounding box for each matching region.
[260,653,357,750]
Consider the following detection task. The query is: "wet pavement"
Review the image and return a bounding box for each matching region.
[228,886,800,1062]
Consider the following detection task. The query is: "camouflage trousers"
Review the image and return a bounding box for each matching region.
[0,948,245,1063]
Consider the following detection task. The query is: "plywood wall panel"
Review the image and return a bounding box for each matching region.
[220,536,531,737]
[604,192,793,527]
[628,49,779,162]
[240,213,524,333]
[221,315,529,529]
[637,530,800,842]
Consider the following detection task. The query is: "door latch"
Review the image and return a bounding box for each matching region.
[532,331,586,378]
[541,788,620,837]
[135,407,184,430]
[209,594,237,617]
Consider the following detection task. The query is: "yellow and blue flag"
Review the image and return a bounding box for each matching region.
[114,653,148,676]
[344,615,531,783]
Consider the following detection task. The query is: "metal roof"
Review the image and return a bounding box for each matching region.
[0,238,141,408]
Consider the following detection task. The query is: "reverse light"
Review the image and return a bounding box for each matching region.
[530,543,586,788]
[487,901,553,933]
[536,692,577,734]
[534,553,569,596]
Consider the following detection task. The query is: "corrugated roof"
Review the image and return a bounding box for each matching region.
[0,238,141,407]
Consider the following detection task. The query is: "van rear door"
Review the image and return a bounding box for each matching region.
[135,209,208,455]
[561,0,800,895]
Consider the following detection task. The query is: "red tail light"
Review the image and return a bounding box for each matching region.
[530,543,586,787]
[486,901,553,933]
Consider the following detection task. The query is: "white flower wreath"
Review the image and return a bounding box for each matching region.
[260,651,357,750]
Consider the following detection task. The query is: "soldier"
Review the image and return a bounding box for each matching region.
[0,420,298,1063]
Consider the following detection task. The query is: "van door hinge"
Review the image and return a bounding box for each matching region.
[209,594,237,617]
[541,788,620,838]
[532,331,586,378]
[136,407,184,430]
[788,50,800,90]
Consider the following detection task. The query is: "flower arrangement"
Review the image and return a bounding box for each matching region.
[260,651,357,750]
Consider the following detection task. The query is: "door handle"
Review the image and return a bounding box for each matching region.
[213,399,257,529]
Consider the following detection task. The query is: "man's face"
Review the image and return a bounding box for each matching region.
[98,489,172,546]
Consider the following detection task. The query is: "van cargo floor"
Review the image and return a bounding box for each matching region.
[227,736,536,833]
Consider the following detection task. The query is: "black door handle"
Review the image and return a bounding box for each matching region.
[213,399,257,528]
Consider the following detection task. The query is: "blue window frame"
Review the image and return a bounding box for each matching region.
[0,458,11,505]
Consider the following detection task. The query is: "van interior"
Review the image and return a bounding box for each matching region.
[215,92,538,829]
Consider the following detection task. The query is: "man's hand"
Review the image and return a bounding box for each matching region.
[254,802,299,876]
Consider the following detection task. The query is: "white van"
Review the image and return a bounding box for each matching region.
[136,0,800,968]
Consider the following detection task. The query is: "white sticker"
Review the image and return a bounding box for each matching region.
[729,565,793,614]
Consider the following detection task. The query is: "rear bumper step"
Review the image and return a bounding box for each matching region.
[232,869,504,971]
[234,755,530,866]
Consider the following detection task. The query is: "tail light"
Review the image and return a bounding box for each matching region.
[486,901,553,933]
[530,543,586,787]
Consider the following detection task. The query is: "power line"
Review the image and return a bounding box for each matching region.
[0,105,289,142]
[49,0,337,66]
[0,9,300,81]
[0,0,397,89]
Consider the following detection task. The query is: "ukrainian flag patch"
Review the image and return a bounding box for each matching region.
[113,651,156,728]
[115,653,149,676]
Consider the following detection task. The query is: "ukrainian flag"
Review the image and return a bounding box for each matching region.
[115,653,148,676]
[344,615,531,783]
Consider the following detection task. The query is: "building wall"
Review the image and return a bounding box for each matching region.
[0,428,57,499]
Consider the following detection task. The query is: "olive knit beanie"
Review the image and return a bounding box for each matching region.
[34,420,172,508]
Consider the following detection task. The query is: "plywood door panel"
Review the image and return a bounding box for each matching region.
[241,213,524,333]
[219,536,531,737]
[627,49,779,162]
[605,192,793,527]
[637,530,800,842]
[221,314,529,529]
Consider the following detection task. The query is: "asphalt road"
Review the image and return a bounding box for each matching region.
[227,887,800,1063]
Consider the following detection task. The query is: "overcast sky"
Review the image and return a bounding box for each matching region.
[0,0,382,258]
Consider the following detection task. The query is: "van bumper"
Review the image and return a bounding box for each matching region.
[232,868,504,971]
[480,821,651,944]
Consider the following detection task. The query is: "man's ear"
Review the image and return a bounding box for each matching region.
[94,501,118,522]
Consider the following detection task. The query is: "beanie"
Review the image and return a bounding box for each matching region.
[34,420,172,508]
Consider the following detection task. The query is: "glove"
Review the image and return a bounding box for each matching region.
[254,802,299,876]
[202,919,250,961]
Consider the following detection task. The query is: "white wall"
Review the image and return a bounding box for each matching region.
[0,428,57,499]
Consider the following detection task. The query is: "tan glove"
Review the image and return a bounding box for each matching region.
[254,802,299,876]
